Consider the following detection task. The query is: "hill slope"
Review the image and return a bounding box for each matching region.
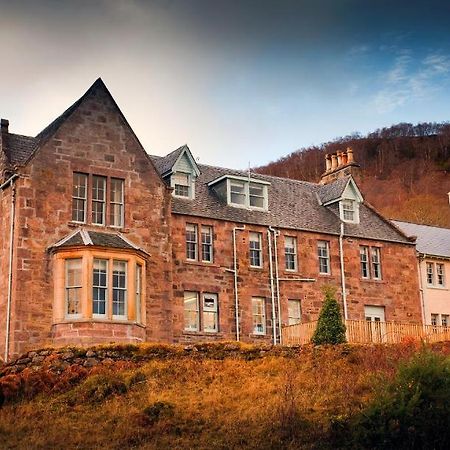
[1,342,449,449]
[256,122,450,228]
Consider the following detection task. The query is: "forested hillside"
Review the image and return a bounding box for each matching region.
[256,122,450,227]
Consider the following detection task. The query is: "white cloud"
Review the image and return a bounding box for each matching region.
[373,50,450,114]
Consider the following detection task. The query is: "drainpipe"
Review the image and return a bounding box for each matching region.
[1,174,19,363]
[417,255,426,327]
[232,226,245,341]
[339,222,349,320]
[267,229,277,345]
[269,226,282,344]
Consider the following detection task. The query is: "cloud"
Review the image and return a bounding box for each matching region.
[373,50,450,113]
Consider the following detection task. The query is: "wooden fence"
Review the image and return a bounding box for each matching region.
[282,319,450,345]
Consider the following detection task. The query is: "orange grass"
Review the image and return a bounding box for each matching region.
[0,341,448,449]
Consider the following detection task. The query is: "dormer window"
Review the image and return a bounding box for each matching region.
[228,179,268,210]
[342,200,356,222]
[173,172,191,198]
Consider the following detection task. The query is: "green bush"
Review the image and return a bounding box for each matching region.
[311,288,346,345]
[353,349,450,449]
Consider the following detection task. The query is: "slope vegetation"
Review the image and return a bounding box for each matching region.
[256,122,450,227]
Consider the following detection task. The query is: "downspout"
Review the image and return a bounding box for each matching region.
[1,174,19,363]
[267,229,277,345]
[417,254,426,327]
[269,226,282,344]
[339,222,349,320]
[232,226,245,341]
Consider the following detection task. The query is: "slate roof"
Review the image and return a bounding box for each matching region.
[392,221,450,258]
[151,155,412,244]
[152,146,186,176]
[50,229,146,253]
[4,133,38,166]
[318,177,349,204]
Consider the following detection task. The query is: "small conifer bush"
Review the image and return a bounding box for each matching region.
[311,287,346,345]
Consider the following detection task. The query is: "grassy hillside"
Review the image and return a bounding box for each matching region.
[1,341,449,449]
[256,122,450,228]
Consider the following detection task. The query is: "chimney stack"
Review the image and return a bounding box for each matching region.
[320,146,360,184]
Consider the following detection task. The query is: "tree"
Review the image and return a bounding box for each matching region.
[311,288,346,345]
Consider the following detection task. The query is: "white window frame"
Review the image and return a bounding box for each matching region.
[371,247,382,280]
[92,175,107,225]
[65,258,83,318]
[93,258,108,318]
[226,178,268,211]
[441,314,449,327]
[426,262,434,286]
[431,313,439,326]
[288,299,301,326]
[318,241,330,275]
[186,223,198,261]
[252,297,266,335]
[339,199,359,224]
[360,246,369,279]
[112,260,127,320]
[110,178,124,228]
[202,293,218,333]
[72,173,87,223]
[172,172,192,199]
[201,226,213,263]
[135,263,142,324]
[436,263,446,287]
[285,236,297,272]
[184,291,200,331]
[249,232,263,268]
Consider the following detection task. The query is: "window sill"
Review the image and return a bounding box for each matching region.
[250,333,267,338]
[184,260,219,268]
[67,221,129,233]
[53,318,146,328]
[361,278,385,283]
[182,331,222,336]
[426,285,448,291]
[249,266,264,271]
[318,273,332,277]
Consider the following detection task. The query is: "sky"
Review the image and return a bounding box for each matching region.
[1,0,450,169]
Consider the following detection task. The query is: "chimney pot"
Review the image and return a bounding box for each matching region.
[341,150,348,165]
[347,147,354,163]
[331,153,338,170]
[336,151,342,167]
[325,154,332,172]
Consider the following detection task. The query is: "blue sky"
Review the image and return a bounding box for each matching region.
[1,0,450,168]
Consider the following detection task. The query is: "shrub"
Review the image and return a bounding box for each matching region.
[311,288,346,345]
[142,401,175,425]
[76,373,128,404]
[352,349,450,449]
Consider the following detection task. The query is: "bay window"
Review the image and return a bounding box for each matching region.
[56,250,146,324]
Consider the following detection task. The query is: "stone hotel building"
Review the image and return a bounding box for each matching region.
[0,79,422,360]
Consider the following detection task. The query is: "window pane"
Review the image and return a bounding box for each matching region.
[113,260,127,317]
[342,200,355,221]
[203,293,218,332]
[201,226,213,262]
[65,258,82,316]
[426,263,434,285]
[285,236,297,271]
[173,173,190,197]
[252,297,266,334]
[230,181,246,205]
[92,176,106,225]
[72,173,87,222]
[360,246,369,278]
[318,241,330,274]
[371,248,382,279]
[249,232,262,267]
[186,224,198,260]
[110,178,124,227]
[288,300,301,325]
[136,264,142,323]
[93,259,107,315]
[184,291,199,331]
[437,263,445,286]
[249,183,265,208]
